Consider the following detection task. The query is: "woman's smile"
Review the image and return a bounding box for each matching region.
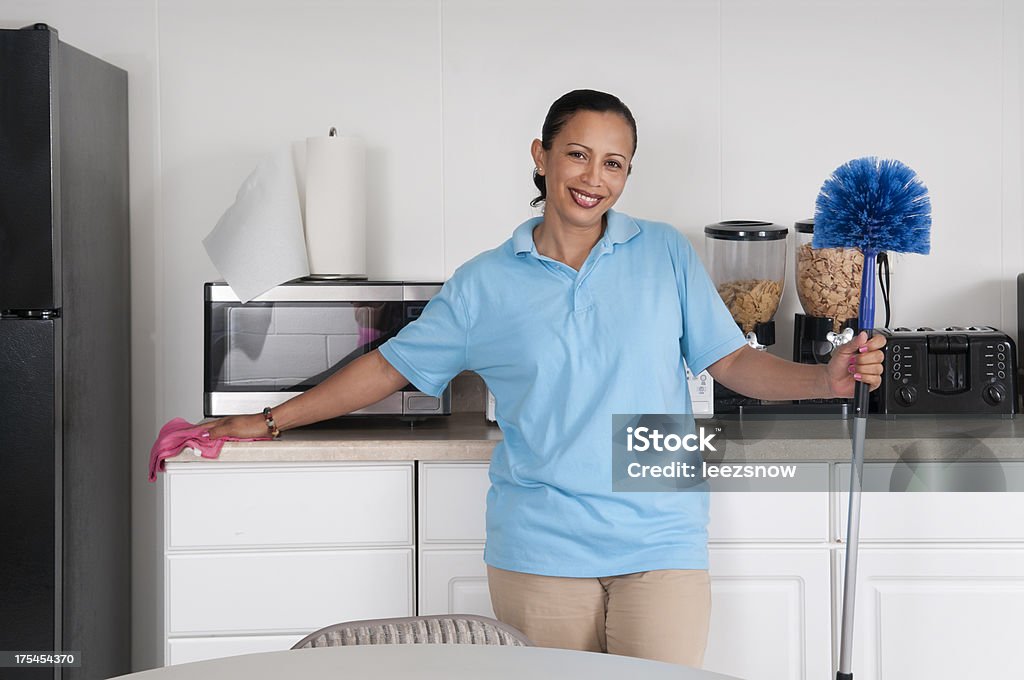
[569,187,604,209]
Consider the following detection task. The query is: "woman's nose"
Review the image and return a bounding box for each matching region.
[580,159,603,186]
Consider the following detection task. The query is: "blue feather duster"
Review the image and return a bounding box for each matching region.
[814,156,932,680]
[813,156,931,254]
[813,156,932,339]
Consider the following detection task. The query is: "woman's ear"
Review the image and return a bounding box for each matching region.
[530,138,545,175]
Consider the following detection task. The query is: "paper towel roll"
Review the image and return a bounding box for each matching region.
[303,133,366,278]
[203,147,310,303]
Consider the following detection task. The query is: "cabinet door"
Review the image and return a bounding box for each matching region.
[419,548,494,617]
[835,548,1024,680]
[418,462,490,544]
[704,548,832,680]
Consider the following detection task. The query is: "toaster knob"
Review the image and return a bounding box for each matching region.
[895,385,918,407]
[983,384,1006,406]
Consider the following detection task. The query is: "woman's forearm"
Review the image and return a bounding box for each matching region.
[271,350,410,431]
[708,345,831,401]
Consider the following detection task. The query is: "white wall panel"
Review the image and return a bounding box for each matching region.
[440,0,722,273]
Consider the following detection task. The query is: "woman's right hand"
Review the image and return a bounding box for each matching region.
[199,413,270,440]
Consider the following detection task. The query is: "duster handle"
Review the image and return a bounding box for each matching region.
[854,250,877,417]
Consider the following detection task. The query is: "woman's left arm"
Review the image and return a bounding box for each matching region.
[706,331,887,400]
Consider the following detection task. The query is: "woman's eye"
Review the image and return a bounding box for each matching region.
[569,151,585,159]
[606,160,622,169]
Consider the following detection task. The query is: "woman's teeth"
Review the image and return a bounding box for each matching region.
[570,188,602,208]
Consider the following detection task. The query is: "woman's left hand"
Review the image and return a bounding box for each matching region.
[825,331,887,398]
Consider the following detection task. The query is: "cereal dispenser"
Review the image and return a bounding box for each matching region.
[704,221,788,350]
[792,218,861,364]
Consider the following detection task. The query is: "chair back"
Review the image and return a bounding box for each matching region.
[292,614,533,649]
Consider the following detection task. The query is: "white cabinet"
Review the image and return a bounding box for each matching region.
[835,463,1024,542]
[703,466,832,680]
[416,460,838,680]
[418,462,490,544]
[835,548,1024,680]
[167,464,413,549]
[417,462,492,617]
[163,462,416,665]
[704,548,832,680]
[419,548,493,618]
[708,464,830,542]
[164,457,1024,677]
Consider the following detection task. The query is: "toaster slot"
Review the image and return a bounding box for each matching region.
[927,334,969,394]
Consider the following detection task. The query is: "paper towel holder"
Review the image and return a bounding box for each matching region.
[303,125,369,281]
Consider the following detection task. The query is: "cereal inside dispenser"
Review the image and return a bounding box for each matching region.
[794,219,863,333]
[792,219,862,366]
[704,221,788,349]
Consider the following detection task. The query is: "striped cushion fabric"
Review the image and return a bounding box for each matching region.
[296,616,530,648]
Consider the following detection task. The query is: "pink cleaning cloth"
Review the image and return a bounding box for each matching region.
[148,417,272,481]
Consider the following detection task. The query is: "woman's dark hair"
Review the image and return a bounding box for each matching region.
[531,89,637,207]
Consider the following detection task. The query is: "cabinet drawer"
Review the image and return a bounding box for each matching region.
[166,463,413,549]
[836,462,1024,541]
[708,464,830,542]
[167,635,304,665]
[419,549,492,618]
[419,462,490,543]
[166,549,414,634]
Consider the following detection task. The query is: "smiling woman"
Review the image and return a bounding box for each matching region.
[528,92,637,269]
[201,88,887,670]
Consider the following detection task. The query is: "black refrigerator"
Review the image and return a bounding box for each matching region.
[0,24,131,679]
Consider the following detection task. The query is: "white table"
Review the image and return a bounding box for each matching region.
[110,644,744,679]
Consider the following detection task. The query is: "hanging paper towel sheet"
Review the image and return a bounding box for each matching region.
[300,133,366,278]
[203,147,310,303]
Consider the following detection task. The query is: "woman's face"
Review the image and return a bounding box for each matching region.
[532,109,634,231]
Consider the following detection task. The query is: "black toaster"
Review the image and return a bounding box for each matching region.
[871,327,1017,415]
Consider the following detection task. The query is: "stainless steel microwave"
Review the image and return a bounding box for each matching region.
[204,280,451,418]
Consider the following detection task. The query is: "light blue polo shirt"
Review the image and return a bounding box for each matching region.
[378,209,746,577]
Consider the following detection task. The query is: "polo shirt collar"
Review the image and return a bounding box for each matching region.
[512,209,641,257]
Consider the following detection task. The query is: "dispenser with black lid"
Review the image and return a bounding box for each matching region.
[704,220,788,349]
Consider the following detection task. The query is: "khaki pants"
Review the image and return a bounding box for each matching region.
[487,565,711,667]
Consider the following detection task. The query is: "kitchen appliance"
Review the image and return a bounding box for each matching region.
[1018,273,1023,413]
[704,221,787,413]
[205,280,452,417]
[871,327,1017,416]
[792,218,860,364]
[0,24,130,679]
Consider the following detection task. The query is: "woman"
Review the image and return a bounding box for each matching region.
[205,89,886,667]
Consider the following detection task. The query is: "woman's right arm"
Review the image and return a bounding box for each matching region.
[202,349,410,439]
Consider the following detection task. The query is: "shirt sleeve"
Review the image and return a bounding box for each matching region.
[673,230,747,375]
[377,278,469,398]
